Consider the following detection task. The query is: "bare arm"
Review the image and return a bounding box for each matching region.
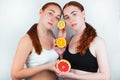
[11,35,56,80]
[54,28,67,59]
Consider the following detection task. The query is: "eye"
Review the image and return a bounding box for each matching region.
[64,16,69,20]
[56,17,60,21]
[73,13,77,16]
[48,12,53,16]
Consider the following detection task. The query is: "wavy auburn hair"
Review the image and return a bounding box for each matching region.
[63,1,97,55]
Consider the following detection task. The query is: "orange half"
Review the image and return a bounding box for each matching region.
[56,59,71,72]
[56,38,66,48]
[57,21,65,29]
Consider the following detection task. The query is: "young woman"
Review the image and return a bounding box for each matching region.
[58,1,110,80]
[11,2,62,80]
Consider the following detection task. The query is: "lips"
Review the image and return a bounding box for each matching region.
[71,23,77,27]
[48,22,53,26]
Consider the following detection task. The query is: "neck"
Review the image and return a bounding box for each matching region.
[37,22,50,36]
[75,23,86,36]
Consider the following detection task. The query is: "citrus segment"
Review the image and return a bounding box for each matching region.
[57,21,65,29]
[56,38,66,48]
[56,59,71,72]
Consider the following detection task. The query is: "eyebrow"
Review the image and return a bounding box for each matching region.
[49,9,55,13]
[71,11,77,14]
[64,10,77,18]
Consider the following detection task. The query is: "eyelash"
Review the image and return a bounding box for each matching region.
[56,17,60,21]
[64,17,69,20]
[73,13,76,16]
[48,12,53,15]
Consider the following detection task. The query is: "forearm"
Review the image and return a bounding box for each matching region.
[11,64,47,79]
[74,72,110,80]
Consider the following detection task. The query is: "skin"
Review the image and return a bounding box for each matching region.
[57,5,110,80]
[11,5,61,80]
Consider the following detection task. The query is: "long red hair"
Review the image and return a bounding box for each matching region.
[27,24,42,55]
[77,22,97,55]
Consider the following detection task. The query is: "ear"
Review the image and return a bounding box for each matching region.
[82,10,85,18]
[39,9,43,16]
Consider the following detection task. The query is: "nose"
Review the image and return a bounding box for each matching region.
[68,17,73,23]
[51,16,56,22]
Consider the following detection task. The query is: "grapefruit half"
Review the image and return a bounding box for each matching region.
[56,59,71,72]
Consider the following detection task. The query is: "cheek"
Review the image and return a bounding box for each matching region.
[55,21,58,25]
[77,16,84,22]
[65,19,70,24]
[65,21,70,26]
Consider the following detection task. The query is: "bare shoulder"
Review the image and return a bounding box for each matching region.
[92,36,107,55]
[93,36,106,46]
[18,34,33,50]
[89,36,105,57]
[19,34,32,45]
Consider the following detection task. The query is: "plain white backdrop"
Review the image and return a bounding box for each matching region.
[0,0,120,79]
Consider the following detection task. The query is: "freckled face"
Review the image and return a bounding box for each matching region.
[40,5,61,29]
[63,6,85,30]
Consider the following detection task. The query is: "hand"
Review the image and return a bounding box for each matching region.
[57,72,75,79]
[54,46,64,56]
[46,60,59,72]
[58,28,66,38]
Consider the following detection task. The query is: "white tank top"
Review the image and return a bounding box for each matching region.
[26,48,59,68]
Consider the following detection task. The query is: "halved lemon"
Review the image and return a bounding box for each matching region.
[57,21,65,29]
[56,37,66,48]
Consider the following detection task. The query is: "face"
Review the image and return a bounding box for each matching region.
[63,5,85,30]
[40,5,61,29]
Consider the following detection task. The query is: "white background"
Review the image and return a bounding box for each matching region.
[0,0,120,79]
